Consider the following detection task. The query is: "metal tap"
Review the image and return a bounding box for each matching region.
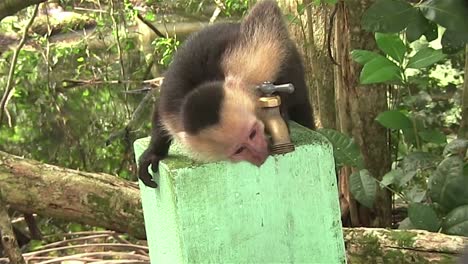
[256,82,295,155]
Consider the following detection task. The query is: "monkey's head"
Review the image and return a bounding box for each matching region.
[176,79,269,166]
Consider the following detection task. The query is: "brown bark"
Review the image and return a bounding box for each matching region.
[0,151,146,239]
[277,0,336,129]
[458,45,468,139]
[306,2,337,129]
[334,0,392,227]
[343,227,467,263]
[0,0,46,22]
[0,199,26,264]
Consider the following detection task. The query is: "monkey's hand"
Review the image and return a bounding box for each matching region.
[137,152,162,188]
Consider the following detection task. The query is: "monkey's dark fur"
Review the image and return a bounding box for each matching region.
[138,0,315,187]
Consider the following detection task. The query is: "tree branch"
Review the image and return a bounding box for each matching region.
[0,4,39,127]
[0,151,146,239]
[0,0,46,22]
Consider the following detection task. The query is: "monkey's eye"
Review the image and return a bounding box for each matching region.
[234,146,245,155]
[249,129,257,139]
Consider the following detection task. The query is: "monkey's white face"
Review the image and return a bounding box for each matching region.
[227,120,269,166]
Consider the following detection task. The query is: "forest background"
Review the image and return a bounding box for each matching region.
[0,0,467,263]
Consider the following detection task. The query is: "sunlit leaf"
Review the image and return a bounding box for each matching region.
[351,50,381,65]
[376,110,413,129]
[375,33,406,64]
[406,47,446,69]
[360,56,401,84]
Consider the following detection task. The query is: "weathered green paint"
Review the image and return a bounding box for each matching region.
[134,122,346,263]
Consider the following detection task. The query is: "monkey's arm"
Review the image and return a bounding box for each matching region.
[138,110,172,188]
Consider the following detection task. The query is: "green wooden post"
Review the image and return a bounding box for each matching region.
[134,123,347,263]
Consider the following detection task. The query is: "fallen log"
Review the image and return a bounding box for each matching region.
[344,227,467,263]
[1,151,467,263]
[0,151,146,239]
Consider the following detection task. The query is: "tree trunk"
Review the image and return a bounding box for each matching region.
[0,151,146,239]
[458,45,468,139]
[277,0,336,129]
[0,0,46,22]
[334,0,392,227]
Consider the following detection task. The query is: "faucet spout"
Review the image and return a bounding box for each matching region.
[258,95,295,155]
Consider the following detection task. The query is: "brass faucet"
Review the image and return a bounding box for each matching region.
[256,82,295,155]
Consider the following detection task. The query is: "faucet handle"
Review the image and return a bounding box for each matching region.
[256,82,295,95]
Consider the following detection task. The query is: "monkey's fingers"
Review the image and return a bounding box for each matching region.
[138,155,159,188]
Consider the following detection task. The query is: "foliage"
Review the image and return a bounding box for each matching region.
[0,0,239,179]
[153,37,180,67]
[317,129,365,169]
[0,0,248,245]
[341,0,468,236]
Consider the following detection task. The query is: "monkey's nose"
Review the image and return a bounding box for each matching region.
[252,153,268,167]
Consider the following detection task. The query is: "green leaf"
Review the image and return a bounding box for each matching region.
[441,29,468,54]
[408,203,441,232]
[401,151,439,172]
[406,186,426,203]
[350,169,377,208]
[423,22,438,42]
[402,128,421,147]
[362,0,418,33]
[398,170,417,187]
[443,139,468,157]
[398,217,416,230]
[418,129,447,144]
[381,168,403,187]
[406,11,431,43]
[406,47,446,69]
[351,50,382,65]
[442,205,468,236]
[317,129,365,169]
[420,0,468,34]
[428,156,468,211]
[360,56,401,84]
[296,3,305,15]
[375,33,406,64]
[376,110,413,129]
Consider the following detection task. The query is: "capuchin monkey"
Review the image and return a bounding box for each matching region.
[138,0,315,187]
